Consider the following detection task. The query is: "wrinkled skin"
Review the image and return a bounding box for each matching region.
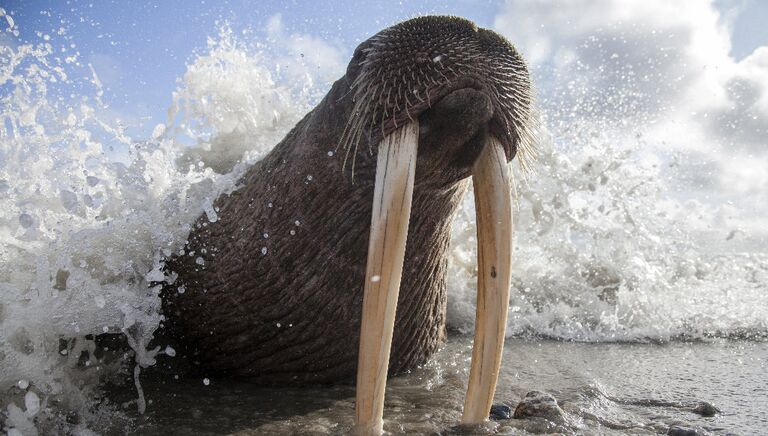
[162,16,527,385]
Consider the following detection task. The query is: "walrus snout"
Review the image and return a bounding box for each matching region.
[417,88,495,184]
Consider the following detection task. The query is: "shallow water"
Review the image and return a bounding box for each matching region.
[117,337,767,435]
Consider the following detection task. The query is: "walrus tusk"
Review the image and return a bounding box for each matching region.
[355,121,419,435]
[461,136,513,424]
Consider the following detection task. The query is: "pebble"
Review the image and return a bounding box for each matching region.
[513,391,566,422]
[668,425,700,436]
[489,403,512,420]
[692,401,720,417]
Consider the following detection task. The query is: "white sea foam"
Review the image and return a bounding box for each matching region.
[0,15,766,434]
[0,24,307,431]
[447,129,768,341]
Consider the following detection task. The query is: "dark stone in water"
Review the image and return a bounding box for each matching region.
[668,425,701,436]
[489,403,512,420]
[692,401,720,417]
[513,391,566,422]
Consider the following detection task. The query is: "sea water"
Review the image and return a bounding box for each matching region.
[128,339,767,435]
[1,10,766,436]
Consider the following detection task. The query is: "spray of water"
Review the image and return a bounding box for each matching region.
[448,125,768,341]
[0,21,310,432]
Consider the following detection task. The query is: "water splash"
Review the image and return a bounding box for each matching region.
[447,125,768,341]
[0,22,310,432]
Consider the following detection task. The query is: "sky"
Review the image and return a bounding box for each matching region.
[0,0,502,137]
[2,0,766,138]
[1,0,767,235]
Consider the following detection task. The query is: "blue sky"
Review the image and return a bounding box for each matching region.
[3,0,766,140]
[1,0,500,137]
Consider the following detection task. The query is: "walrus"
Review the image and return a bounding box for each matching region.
[162,15,535,433]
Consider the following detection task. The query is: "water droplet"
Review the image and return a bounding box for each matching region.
[19,213,33,228]
[94,295,106,308]
[203,378,210,386]
[203,200,218,223]
[24,391,40,416]
[151,123,166,139]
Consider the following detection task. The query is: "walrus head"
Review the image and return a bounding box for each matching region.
[339,16,535,179]
[162,15,535,434]
[336,16,535,432]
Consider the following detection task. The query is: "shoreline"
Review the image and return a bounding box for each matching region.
[117,337,767,435]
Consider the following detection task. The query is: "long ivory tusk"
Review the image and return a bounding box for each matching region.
[461,136,513,424]
[355,121,419,435]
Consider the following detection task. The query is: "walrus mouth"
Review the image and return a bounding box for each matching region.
[355,122,513,433]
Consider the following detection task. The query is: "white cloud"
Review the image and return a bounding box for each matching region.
[494,0,768,232]
[265,14,346,89]
[495,0,737,121]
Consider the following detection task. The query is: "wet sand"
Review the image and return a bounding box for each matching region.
[121,337,767,435]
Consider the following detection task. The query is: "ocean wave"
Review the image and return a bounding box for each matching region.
[447,134,768,342]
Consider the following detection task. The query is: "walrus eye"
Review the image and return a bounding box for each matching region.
[354,123,513,433]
